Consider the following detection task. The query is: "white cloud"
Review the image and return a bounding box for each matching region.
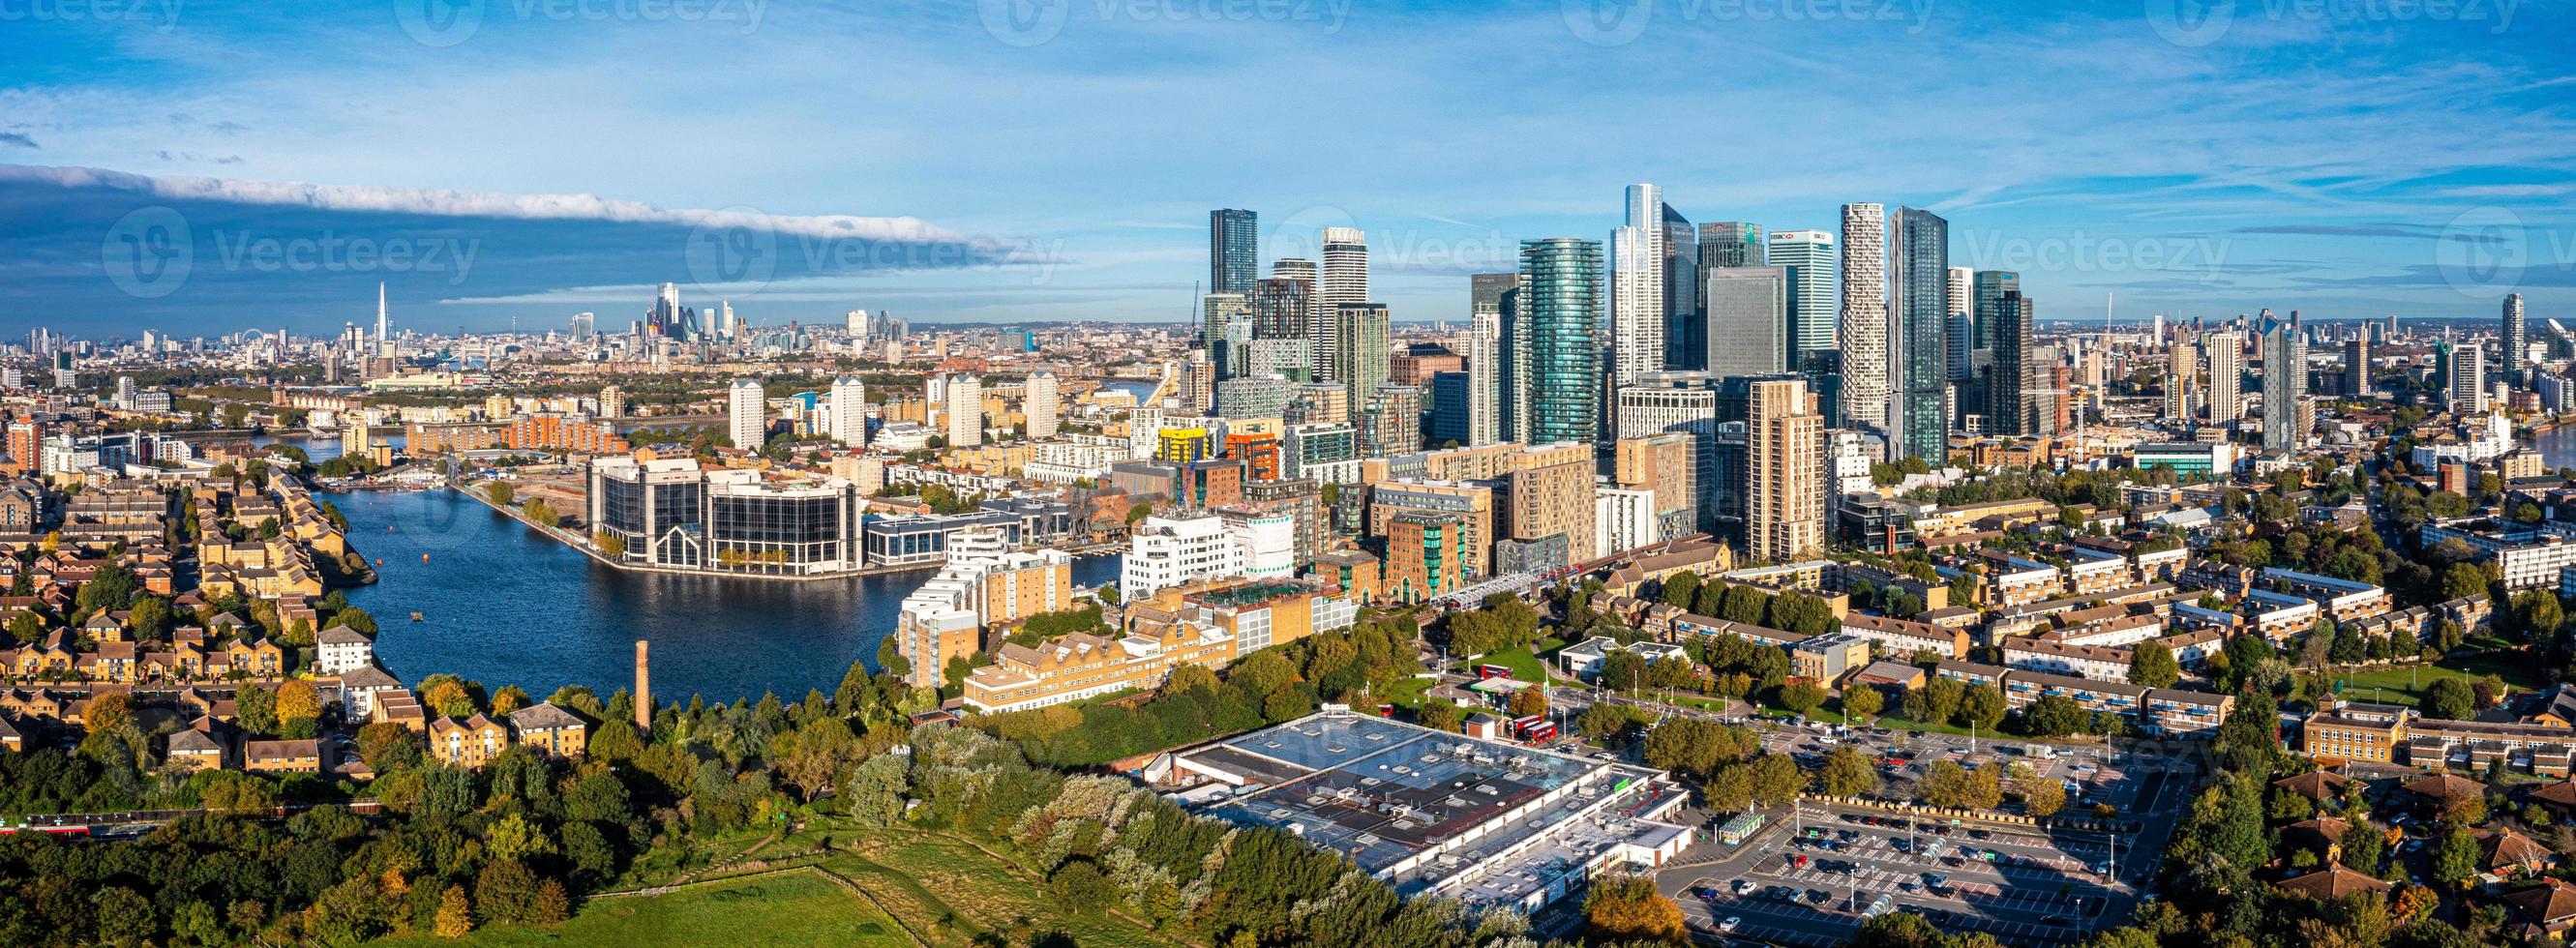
[0,163,968,245]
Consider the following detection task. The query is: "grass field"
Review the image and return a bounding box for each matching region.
[818,828,1180,948]
[1481,637,1571,684]
[2326,652,2546,708]
[374,869,907,947]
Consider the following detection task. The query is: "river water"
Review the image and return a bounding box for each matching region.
[257,391,1138,703]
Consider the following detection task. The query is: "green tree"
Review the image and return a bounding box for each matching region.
[1957,682,2007,733]
[2421,677,2475,721]
[2020,695,2089,737]
[1842,686,1884,721]
[1817,745,1879,798]
[2431,828,2480,889]
[2128,640,2180,688]
[486,481,516,505]
[1776,682,1828,717]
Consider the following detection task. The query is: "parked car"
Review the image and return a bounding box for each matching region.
[1720,917,1742,933]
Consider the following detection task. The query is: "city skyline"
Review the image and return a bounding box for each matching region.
[6,5,2573,334]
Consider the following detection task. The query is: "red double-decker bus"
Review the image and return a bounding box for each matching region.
[1475,665,1514,680]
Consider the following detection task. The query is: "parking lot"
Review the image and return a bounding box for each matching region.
[1673,799,2166,946]
[1762,724,2201,819]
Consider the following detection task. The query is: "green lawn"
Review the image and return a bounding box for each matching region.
[1473,637,1573,684]
[2327,652,2547,708]
[373,869,905,947]
[1384,675,1440,708]
[818,828,1180,948]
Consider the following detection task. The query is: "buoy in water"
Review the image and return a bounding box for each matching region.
[421,552,430,563]
[374,558,383,566]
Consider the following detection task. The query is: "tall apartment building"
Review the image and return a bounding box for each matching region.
[1313,228,1368,382]
[1210,208,1258,296]
[1467,300,1504,446]
[1839,204,1890,436]
[1505,459,1596,570]
[946,373,984,448]
[1609,184,1667,386]
[1890,207,1951,461]
[1987,290,2032,435]
[728,377,765,450]
[1747,378,1825,563]
[2204,332,2244,425]
[1511,237,1604,445]
[2504,293,2528,382]
[1024,370,1060,440]
[1333,303,1392,412]
[829,377,868,447]
[2259,311,2305,453]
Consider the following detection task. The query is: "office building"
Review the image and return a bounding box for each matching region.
[1700,222,1766,269]
[1890,207,1950,461]
[728,377,765,451]
[1123,512,1244,600]
[829,377,867,447]
[1511,238,1605,445]
[1766,229,1834,361]
[1211,208,1258,296]
[2260,311,2305,453]
[1747,378,1825,563]
[588,456,866,575]
[1024,370,1060,440]
[1970,270,2018,352]
[1661,203,1700,371]
[946,373,984,448]
[1702,266,1790,377]
[1839,204,1890,434]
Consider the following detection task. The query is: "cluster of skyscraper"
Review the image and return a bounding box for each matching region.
[1197,189,2056,489]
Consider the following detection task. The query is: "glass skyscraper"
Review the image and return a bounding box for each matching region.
[1891,207,1950,461]
[1209,209,1258,296]
[1765,230,1835,364]
[1511,238,1603,446]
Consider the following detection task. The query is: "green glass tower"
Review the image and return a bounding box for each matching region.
[1509,238,1604,446]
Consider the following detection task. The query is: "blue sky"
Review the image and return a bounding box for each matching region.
[3,0,2573,337]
